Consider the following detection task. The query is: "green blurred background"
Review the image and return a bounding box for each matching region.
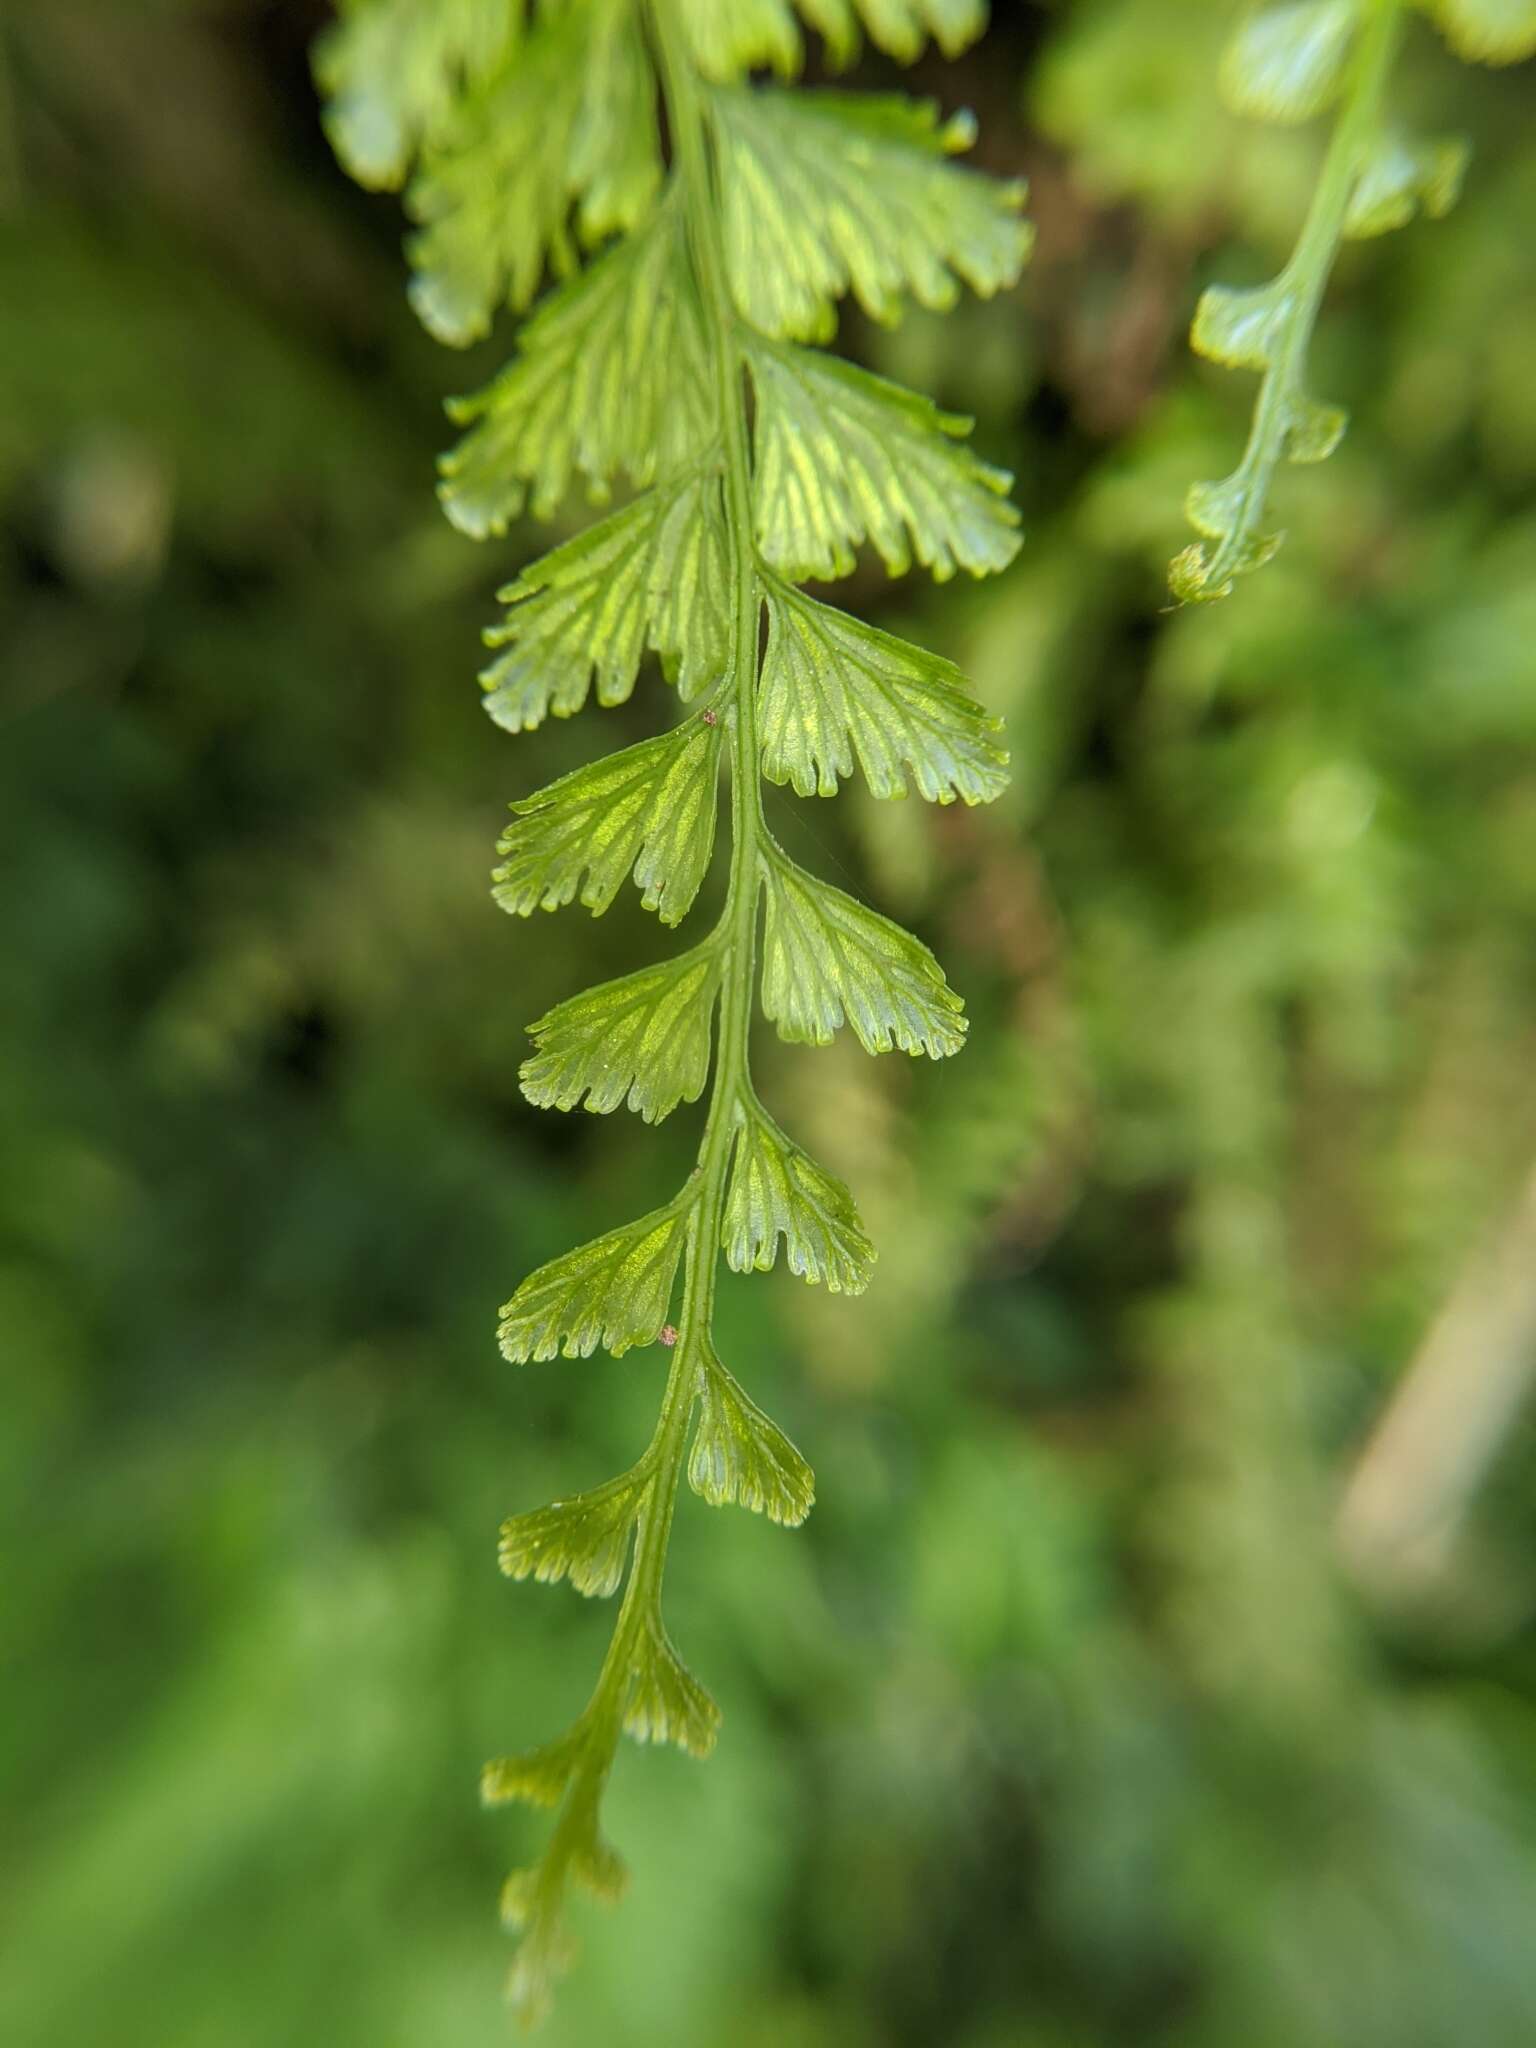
[5,4,1536,2042]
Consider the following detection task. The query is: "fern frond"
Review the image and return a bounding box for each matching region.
[760,580,1010,803]
[622,1615,723,1756]
[714,88,1030,341]
[520,943,725,1123]
[497,1466,649,1596]
[1172,0,1530,603]
[317,0,1026,2017]
[315,0,517,192]
[480,473,732,727]
[688,1349,816,1524]
[492,719,723,923]
[482,1726,590,1809]
[721,1097,876,1289]
[760,846,969,1057]
[438,198,700,536]
[496,1198,694,1363]
[680,0,990,74]
[405,2,661,345]
[747,337,1020,581]
[1426,0,1536,63]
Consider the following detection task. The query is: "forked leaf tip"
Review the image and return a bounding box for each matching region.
[689,1353,817,1528]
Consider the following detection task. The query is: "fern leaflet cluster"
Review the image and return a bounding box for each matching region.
[1171,0,1536,604]
[316,0,1029,2016]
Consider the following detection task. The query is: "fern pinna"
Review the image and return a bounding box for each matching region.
[315,0,1029,2016]
[1172,0,1536,603]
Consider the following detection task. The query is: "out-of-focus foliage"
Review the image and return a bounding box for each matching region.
[4,4,1536,2046]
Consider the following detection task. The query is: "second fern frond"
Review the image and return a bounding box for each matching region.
[1171,0,1536,604]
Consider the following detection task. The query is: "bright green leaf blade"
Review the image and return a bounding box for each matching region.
[1344,131,1469,237]
[1220,2,1358,124]
[722,1098,875,1291]
[786,0,861,62]
[500,1796,627,2023]
[497,1468,646,1597]
[747,338,1020,582]
[405,3,660,345]
[502,1911,578,2029]
[313,0,517,191]
[521,942,724,1123]
[687,0,990,72]
[481,476,731,730]
[439,199,709,536]
[688,1352,816,1525]
[1280,392,1348,464]
[761,582,1007,804]
[1170,479,1286,604]
[498,1199,694,1361]
[1427,0,1536,62]
[492,717,722,924]
[713,87,1030,342]
[679,0,803,79]
[499,1881,578,2026]
[482,499,654,730]
[622,1618,722,1757]
[482,1726,589,1810]
[848,0,989,60]
[501,1810,626,1929]
[760,850,967,1057]
[643,480,736,701]
[567,0,663,243]
[1190,277,1298,371]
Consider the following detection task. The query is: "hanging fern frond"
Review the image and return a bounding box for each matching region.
[1171,0,1536,604]
[315,0,1028,2018]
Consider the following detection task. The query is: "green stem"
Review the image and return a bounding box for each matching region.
[655,1,764,1155]
[1201,0,1401,594]
[535,0,765,1855]
[607,0,764,1645]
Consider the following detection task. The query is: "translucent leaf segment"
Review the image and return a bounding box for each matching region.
[1172,0,1536,604]
[316,0,1027,2019]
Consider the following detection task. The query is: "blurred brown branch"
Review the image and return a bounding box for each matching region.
[1338,1159,1536,1621]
